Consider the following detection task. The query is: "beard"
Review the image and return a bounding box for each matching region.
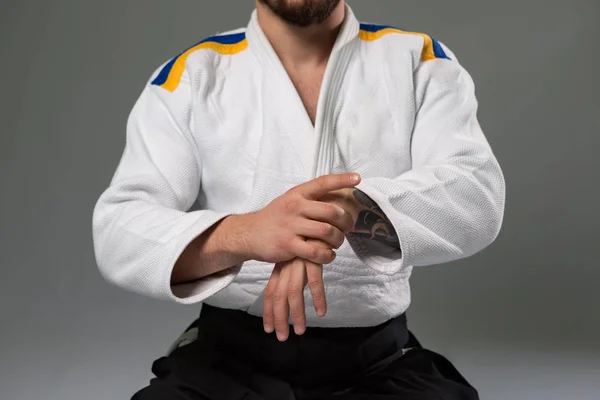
[258,0,342,27]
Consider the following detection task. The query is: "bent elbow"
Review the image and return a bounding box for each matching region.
[472,151,506,250]
[471,176,506,256]
[482,200,504,250]
[92,194,127,288]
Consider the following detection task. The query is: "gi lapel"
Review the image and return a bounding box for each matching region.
[310,5,359,179]
[245,6,359,179]
[246,12,315,175]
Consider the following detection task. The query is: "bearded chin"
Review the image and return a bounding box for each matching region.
[258,0,342,27]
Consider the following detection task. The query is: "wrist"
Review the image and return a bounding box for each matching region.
[217,213,256,262]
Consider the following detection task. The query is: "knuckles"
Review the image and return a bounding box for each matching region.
[306,246,318,260]
[278,234,296,252]
[332,236,344,249]
[324,250,335,264]
[320,223,335,238]
[306,274,322,289]
[282,197,301,214]
[326,203,341,219]
[287,283,303,297]
[273,290,287,303]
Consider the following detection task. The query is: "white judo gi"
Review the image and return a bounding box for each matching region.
[92,5,505,328]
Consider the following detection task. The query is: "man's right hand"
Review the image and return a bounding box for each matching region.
[242,173,360,265]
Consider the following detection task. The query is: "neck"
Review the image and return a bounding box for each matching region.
[256,1,346,66]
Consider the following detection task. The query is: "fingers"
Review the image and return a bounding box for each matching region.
[293,219,346,249]
[305,239,328,317]
[288,259,307,336]
[293,173,361,200]
[262,264,281,334]
[301,201,355,235]
[264,259,310,341]
[290,238,336,265]
[273,263,291,342]
[305,261,326,317]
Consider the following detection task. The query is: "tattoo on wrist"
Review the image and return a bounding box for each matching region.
[350,189,401,250]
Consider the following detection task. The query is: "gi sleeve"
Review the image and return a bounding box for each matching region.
[92,66,240,303]
[348,43,506,274]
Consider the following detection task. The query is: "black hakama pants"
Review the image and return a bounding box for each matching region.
[132,305,479,400]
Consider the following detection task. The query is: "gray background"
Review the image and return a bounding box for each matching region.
[1,0,599,399]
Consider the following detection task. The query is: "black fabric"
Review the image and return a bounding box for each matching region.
[132,305,479,400]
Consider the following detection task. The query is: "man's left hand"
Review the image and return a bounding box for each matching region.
[262,239,331,342]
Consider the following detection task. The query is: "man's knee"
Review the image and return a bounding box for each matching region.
[130,383,183,400]
[130,385,156,400]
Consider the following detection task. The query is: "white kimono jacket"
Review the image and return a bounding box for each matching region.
[93,6,505,327]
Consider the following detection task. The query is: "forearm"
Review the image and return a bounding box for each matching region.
[172,214,254,284]
[353,159,505,271]
[348,188,401,250]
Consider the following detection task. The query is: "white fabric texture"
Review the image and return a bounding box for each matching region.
[93,6,505,327]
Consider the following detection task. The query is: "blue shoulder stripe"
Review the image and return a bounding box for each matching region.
[152,32,247,92]
[358,23,450,61]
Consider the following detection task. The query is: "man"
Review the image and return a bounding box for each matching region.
[93,0,505,399]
